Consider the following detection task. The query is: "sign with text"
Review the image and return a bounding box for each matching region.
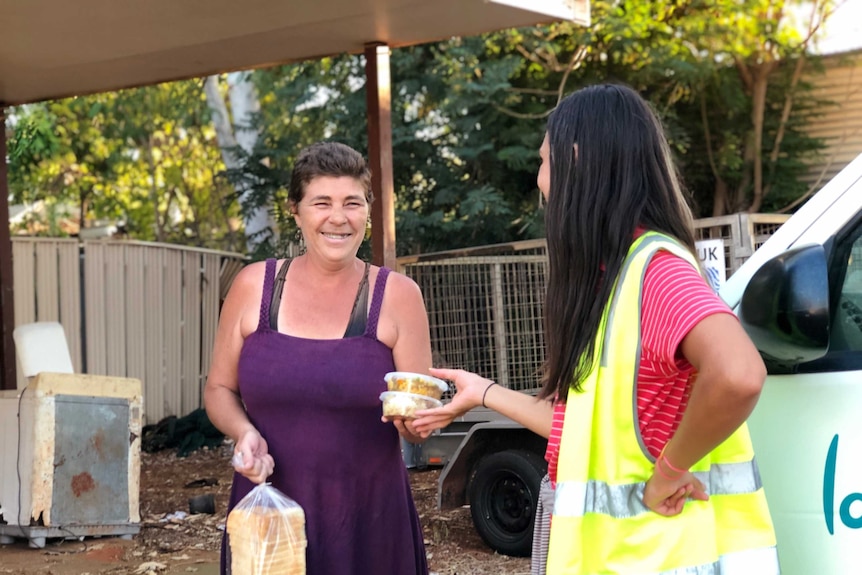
[696,239,726,292]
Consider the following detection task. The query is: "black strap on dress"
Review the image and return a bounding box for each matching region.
[269,259,371,338]
[343,263,371,337]
[268,258,292,330]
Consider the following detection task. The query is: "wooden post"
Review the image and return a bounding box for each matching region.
[0,107,17,390]
[364,42,397,269]
[491,263,510,388]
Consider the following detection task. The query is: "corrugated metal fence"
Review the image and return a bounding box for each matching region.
[12,238,246,424]
[802,50,862,191]
[398,213,791,395]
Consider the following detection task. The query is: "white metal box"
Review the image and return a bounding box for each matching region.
[0,372,142,548]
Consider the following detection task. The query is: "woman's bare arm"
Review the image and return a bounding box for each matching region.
[412,367,554,439]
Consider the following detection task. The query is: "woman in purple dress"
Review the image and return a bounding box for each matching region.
[204,141,432,574]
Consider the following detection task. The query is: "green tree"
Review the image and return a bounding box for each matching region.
[9,0,837,253]
[9,97,122,234]
[8,81,242,251]
[470,0,833,217]
[678,0,834,214]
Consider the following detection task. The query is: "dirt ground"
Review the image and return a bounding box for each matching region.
[0,443,531,575]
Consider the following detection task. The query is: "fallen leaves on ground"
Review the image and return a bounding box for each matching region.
[2,442,530,574]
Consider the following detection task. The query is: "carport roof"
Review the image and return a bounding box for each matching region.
[0,0,583,106]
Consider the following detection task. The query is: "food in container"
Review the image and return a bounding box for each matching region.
[379,391,442,419]
[384,371,449,400]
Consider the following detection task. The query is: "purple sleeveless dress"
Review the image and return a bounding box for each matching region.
[221,259,428,574]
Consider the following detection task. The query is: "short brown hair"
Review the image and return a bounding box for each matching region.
[288,142,373,205]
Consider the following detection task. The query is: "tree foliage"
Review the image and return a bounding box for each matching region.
[6,0,837,255]
[8,81,241,250]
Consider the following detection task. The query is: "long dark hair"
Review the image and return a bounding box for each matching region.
[539,83,696,402]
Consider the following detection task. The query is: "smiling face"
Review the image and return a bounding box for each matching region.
[292,175,369,263]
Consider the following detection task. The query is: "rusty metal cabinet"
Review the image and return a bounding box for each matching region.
[0,373,142,548]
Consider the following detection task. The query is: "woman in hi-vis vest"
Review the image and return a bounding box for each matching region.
[413,83,779,575]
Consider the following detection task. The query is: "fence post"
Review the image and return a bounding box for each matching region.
[0,108,16,390]
[491,263,509,389]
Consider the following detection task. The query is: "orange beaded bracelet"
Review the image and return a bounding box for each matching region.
[659,448,687,475]
[655,459,682,480]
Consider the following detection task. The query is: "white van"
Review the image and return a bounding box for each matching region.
[720,152,862,574]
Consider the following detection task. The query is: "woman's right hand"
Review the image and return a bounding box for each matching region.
[642,468,709,516]
[232,429,275,484]
[411,367,493,437]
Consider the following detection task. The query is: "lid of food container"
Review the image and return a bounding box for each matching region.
[383,371,449,392]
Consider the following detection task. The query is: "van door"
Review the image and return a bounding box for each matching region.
[747,217,862,574]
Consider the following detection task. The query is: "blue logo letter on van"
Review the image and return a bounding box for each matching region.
[825,434,838,534]
[824,434,862,535]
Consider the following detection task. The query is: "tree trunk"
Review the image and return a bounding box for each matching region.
[204,73,270,252]
[204,77,239,167]
[712,179,729,217]
[747,61,779,213]
[78,188,88,234]
[145,135,165,243]
[700,90,729,217]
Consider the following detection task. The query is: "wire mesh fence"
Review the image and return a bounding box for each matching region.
[399,214,790,395]
[400,241,548,395]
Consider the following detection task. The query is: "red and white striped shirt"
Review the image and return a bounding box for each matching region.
[545,250,733,485]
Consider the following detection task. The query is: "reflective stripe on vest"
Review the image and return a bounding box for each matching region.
[546,232,779,575]
[553,459,763,519]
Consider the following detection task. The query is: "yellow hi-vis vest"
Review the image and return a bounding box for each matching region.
[546,232,779,575]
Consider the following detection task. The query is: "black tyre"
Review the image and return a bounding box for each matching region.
[468,449,546,557]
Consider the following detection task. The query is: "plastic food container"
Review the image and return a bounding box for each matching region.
[384,372,449,400]
[379,391,442,419]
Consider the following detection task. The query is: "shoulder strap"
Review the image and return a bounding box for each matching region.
[268,259,292,331]
[343,262,371,338]
[365,266,390,338]
[258,259,277,331]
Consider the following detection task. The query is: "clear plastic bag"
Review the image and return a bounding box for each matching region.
[226,483,306,575]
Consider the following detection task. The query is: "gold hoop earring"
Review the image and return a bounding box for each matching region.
[294,229,306,256]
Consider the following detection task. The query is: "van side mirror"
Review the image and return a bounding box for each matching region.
[739,244,829,369]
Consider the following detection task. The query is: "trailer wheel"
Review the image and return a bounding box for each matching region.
[468,449,546,557]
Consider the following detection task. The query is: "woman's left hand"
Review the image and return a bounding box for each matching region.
[642,469,709,516]
[382,416,426,444]
[232,430,275,484]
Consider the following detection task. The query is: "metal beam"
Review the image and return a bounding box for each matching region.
[0,108,17,389]
[364,42,397,270]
